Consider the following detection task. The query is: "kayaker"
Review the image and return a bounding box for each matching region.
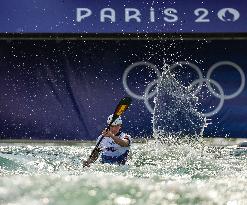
[83,114,131,167]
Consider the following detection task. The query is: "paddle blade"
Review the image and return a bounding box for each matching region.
[109,97,132,125]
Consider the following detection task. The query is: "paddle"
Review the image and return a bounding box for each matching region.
[88,96,132,159]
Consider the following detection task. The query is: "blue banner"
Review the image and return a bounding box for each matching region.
[0,0,246,33]
[0,39,246,140]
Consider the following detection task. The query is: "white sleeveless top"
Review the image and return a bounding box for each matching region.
[96,132,131,157]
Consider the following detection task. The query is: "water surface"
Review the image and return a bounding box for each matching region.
[0,141,246,205]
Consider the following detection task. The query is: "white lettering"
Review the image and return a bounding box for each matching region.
[76,8,92,22]
[100,8,116,22]
[150,7,155,22]
[125,8,141,22]
[194,8,210,22]
[164,8,178,22]
[77,7,234,26]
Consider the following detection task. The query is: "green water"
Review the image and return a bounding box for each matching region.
[0,141,246,205]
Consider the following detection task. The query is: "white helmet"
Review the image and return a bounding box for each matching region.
[107,114,122,125]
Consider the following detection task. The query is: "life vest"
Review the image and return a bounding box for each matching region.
[96,132,131,165]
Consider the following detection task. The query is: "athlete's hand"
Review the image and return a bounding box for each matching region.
[83,160,91,167]
[102,128,114,138]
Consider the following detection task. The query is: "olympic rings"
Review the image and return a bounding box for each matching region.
[122,61,161,100]
[206,61,245,100]
[144,79,160,113]
[122,61,245,117]
[188,78,225,117]
[168,61,204,94]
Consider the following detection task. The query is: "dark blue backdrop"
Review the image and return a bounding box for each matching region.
[0,39,246,140]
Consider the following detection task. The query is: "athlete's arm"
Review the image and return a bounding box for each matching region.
[102,129,130,147]
[83,147,101,167]
[84,134,106,167]
[110,135,130,147]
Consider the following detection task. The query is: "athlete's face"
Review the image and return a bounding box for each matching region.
[109,124,122,135]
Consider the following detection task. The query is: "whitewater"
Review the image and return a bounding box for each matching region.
[0,140,246,205]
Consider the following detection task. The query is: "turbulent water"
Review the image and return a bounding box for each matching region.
[0,142,246,205]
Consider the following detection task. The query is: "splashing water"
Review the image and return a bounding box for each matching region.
[153,68,206,142]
